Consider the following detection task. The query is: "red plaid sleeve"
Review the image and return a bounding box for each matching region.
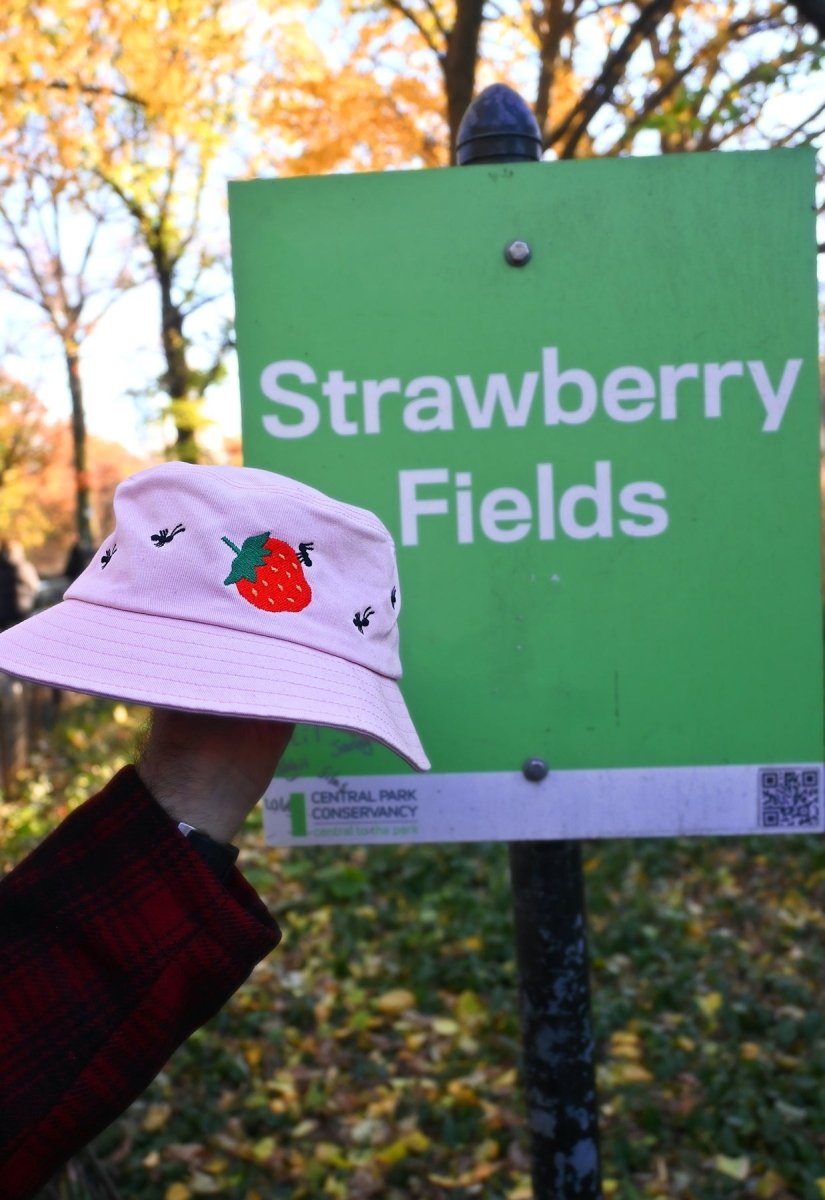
[0,765,282,1199]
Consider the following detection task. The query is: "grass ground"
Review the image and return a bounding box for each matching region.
[2,697,823,1200]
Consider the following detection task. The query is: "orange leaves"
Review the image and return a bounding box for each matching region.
[0,0,270,189]
[249,8,447,177]
[262,65,447,177]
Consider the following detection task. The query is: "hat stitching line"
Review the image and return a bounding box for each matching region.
[36,604,402,681]
[0,649,409,722]
[0,661,420,752]
[56,596,401,682]
[8,617,410,709]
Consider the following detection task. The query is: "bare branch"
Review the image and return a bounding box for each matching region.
[45,78,147,109]
[385,0,445,52]
[550,0,676,158]
[770,95,825,144]
[0,278,52,316]
[176,158,211,260]
[0,199,54,317]
[606,55,696,154]
[695,43,807,151]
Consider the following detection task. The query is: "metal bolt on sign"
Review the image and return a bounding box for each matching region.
[505,239,533,266]
[457,83,603,1200]
[522,758,550,782]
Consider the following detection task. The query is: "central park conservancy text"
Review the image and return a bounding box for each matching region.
[258,347,802,439]
[312,804,418,821]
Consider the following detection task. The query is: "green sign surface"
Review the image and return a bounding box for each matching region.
[229,149,823,842]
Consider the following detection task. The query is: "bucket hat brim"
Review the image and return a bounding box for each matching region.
[0,597,430,771]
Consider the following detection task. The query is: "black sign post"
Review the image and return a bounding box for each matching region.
[457,84,603,1200]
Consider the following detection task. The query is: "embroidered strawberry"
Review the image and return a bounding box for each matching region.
[222,532,312,612]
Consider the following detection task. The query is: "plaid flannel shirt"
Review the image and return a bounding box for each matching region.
[0,766,281,1199]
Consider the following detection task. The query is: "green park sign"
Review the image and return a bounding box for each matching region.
[228,147,824,845]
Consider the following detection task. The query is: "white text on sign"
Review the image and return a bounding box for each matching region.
[258,347,801,438]
[398,462,667,546]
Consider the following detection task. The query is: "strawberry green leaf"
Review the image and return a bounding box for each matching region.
[222,532,272,586]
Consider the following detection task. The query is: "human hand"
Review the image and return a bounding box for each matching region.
[135,709,294,843]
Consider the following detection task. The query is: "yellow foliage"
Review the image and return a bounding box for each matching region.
[251,1135,276,1161]
[142,1101,173,1132]
[713,1155,750,1181]
[367,1091,399,1118]
[291,1119,318,1138]
[609,1062,654,1085]
[164,1185,192,1200]
[475,1137,500,1162]
[696,991,724,1020]
[314,1141,351,1168]
[446,1078,483,1105]
[757,1172,788,1199]
[608,1029,644,1060]
[243,1044,263,1068]
[188,1172,221,1195]
[375,1129,430,1166]
[433,1016,460,1036]
[374,988,415,1015]
[429,1161,502,1188]
[250,14,446,177]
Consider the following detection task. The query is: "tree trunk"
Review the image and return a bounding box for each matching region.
[533,0,571,141]
[158,264,201,464]
[65,344,93,547]
[443,0,486,161]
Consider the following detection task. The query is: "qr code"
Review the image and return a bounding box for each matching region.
[759,769,821,830]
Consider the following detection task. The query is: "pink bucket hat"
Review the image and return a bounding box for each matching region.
[0,462,429,771]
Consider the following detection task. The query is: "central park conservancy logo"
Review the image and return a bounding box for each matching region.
[289,793,307,838]
[272,789,420,839]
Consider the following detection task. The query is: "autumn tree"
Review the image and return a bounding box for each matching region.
[0,373,59,549]
[252,15,446,175]
[81,0,251,462]
[0,371,150,569]
[265,0,825,169]
[0,0,288,463]
[31,424,151,574]
[2,0,822,482]
[0,162,133,546]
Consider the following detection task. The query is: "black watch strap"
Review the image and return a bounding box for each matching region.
[177,821,240,881]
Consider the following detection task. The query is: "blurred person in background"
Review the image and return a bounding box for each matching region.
[0,540,40,631]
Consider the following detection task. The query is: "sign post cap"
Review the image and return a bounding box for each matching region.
[456,83,543,166]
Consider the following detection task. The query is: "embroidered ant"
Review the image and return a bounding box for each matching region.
[151,524,185,546]
[391,587,397,608]
[100,544,117,568]
[353,606,375,634]
[297,542,314,567]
